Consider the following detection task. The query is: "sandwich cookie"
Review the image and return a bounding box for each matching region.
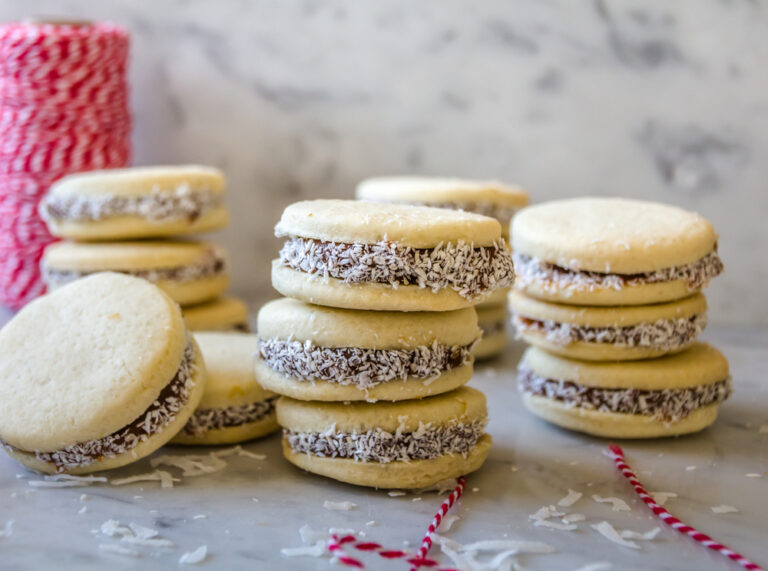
[41,241,229,306]
[272,200,515,311]
[40,165,229,240]
[182,297,251,332]
[518,343,731,438]
[255,298,480,402]
[0,272,205,474]
[277,387,491,489]
[509,290,707,361]
[473,303,509,360]
[355,176,529,237]
[173,333,278,445]
[512,198,723,306]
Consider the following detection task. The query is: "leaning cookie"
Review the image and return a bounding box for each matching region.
[182,297,251,332]
[272,200,515,311]
[40,165,228,240]
[356,176,529,238]
[512,198,723,306]
[473,304,509,360]
[173,333,278,446]
[277,387,491,489]
[509,290,707,361]
[255,298,480,402]
[42,241,229,306]
[0,272,205,474]
[518,343,731,439]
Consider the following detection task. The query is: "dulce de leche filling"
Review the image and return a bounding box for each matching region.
[279,237,515,300]
[181,397,278,437]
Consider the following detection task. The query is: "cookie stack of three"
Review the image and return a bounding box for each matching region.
[256,199,517,488]
[508,197,729,438]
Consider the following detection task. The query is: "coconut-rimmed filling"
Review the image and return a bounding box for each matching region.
[279,237,515,300]
[284,418,487,463]
[518,366,731,423]
[3,342,197,471]
[41,187,224,223]
[258,339,474,390]
[513,251,723,293]
[181,397,278,437]
[402,201,520,227]
[513,313,706,350]
[41,249,227,289]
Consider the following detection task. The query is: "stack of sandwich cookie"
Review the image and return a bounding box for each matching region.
[0,273,205,474]
[174,332,278,445]
[357,177,529,359]
[182,297,251,332]
[510,197,727,437]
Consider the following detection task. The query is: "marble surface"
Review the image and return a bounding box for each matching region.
[0,0,766,324]
[0,325,766,570]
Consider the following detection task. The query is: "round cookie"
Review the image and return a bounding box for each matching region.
[509,290,707,361]
[256,297,481,402]
[272,199,515,311]
[512,198,723,305]
[277,386,491,489]
[356,176,529,237]
[0,272,205,474]
[473,303,509,360]
[40,165,229,240]
[42,241,229,306]
[182,297,251,332]
[173,333,277,446]
[518,343,730,438]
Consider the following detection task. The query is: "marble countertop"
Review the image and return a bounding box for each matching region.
[0,325,766,570]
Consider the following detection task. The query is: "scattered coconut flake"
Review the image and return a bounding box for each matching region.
[557,489,583,507]
[529,505,578,531]
[110,470,179,488]
[415,478,459,495]
[438,514,460,532]
[412,497,422,502]
[388,491,406,497]
[433,534,554,570]
[328,527,357,536]
[711,505,739,514]
[0,520,14,538]
[620,527,661,541]
[128,523,158,540]
[562,513,586,523]
[252,498,259,502]
[212,445,265,461]
[29,480,94,488]
[323,500,357,511]
[650,492,677,506]
[121,536,174,548]
[592,495,631,512]
[281,542,326,558]
[685,466,697,471]
[591,521,639,549]
[366,521,376,527]
[472,487,480,492]
[47,474,107,483]
[530,505,563,521]
[193,514,208,520]
[746,473,762,478]
[78,506,88,515]
[80,494,88,501]
[179,545,207,565]
[150,453,227,477]
[100,520,133,538]
[299,525,325,545]
[99,544,140,557]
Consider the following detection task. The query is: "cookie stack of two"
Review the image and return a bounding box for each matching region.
[255,199,517,488]
[509,198,729,438]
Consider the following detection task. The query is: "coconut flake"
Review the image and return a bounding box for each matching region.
[0,520,14,538]
[432,533,554,570]
[557,489,583,507]
[323,500,357,511]
[281,542,326,558]
[128,523,159,540]
[711,505,739,514]
[388,491,406,497]
[100,520,133,538]
[591,522,640,549]
[99,544,140,558]
[121,536,174,548]
[746,473,762,478]
[562,513,586,523]
[649,492,677,506]
[620,527,661,541]
[110,470,179,488]
[438,514,460,532]
[179,545,208,565]
[150,453,227,477]
[592,495,631,512]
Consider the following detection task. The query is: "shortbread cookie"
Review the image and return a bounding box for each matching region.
[356,176,529,237]
[40,166,228,240]
[512,198,723,305]
[272,200,515,311]
[255,298,480,401]
[182,297,250,332]
[509,290,707,361]
[277,387,491,489]
[42,241,229,306]
[173,333,277,445]
[518,343,730,438]
[0,272,205,474]
[473,303,509,360]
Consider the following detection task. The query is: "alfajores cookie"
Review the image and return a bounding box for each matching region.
[173,333,278,446]
[512,198,723,306]
[255,298,480,402]
[40,166,228,240]
[509,290,707,361]
[182,297,251,332]
[356,176,529,237]
[473,303,509,360]
[518,343,731,438]
[277,387,491,489]
[42,240,229,306]
[272,200,515,311]
[0,272,205,474]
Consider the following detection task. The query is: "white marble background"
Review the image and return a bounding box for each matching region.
[1,0,766,324]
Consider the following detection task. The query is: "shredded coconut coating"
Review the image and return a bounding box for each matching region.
[517,366,731,423]
[42,249,227,289]
[513,251,723,293]
[41,186,223,222]
[279,238,515,300]
[404,201,520,227]
[258,339,474,389]
[181,397,277,437]
[27,343,197,471]
[513,313,706,350]
[284,418,487,463]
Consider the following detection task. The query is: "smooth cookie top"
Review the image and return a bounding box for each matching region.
[0,273,187,451]
[512,198,717,273]
[275,199,502,248]
[356,177,529,206]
